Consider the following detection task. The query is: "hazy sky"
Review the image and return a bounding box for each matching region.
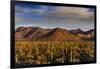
[15,3,95,31]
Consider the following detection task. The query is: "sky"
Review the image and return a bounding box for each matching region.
[15,3,95,31]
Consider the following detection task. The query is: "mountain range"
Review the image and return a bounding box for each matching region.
[15,27,94,41]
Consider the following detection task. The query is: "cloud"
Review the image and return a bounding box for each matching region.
[15,4,95,24]
[15,4,56,15]
[15,17,35,23]
[43,6,94,21]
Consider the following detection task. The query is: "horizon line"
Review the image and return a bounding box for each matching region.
[15,26,94,31]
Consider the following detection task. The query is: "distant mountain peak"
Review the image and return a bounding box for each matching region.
[76,28,83,32]
[55,27,62,29]
[85,29,94,35]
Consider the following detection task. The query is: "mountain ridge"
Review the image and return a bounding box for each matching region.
[15,27,94,41]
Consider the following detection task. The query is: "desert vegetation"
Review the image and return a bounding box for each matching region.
[15,40,95,65]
